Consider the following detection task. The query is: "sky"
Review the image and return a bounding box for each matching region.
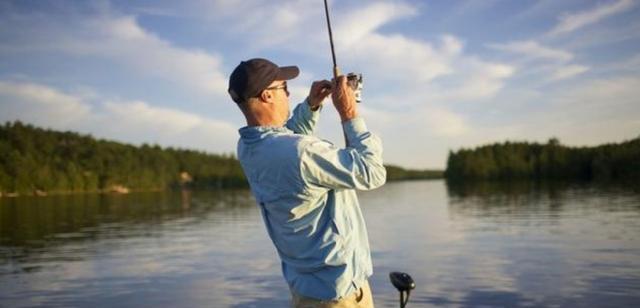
[0,0,639,169]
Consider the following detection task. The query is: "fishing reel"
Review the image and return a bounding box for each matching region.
[346,73,363,103]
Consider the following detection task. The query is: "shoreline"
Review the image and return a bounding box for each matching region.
[0,177,448,198]
[0,187,167,198]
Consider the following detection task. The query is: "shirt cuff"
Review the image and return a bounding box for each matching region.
[342,117,368,139]
[305,97,323,112]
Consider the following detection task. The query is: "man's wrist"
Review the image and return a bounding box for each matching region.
[339,111,357,122]
[306,97,321,111]
[342,117,368,137]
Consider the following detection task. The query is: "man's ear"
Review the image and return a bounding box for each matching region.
[259,90,273,104]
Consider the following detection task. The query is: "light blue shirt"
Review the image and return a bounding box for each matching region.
[237,100,386,300]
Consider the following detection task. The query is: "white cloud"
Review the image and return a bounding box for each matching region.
[99,99,237,152]
[177,0,327,50]
[0,80,237,154]
[550,65,589,81]
[484,38,591,84]
[468,76,640,147]
[441,58,515,102]
[334,2,417,48]
[487,40,574,62]
[547,0,635,37]
[0,81,91,128]
[350,33,457,84]
[324,4,514,104]
[530,76,640,145]
[179,1,418,53]
[334,27,514,104]
[103,100,204,135]
[389,105,468,139]
[554,76,639,109]
[0,10,228,98]
[120,0,513,108]
[83,16,228,97]
[424,107,469,137]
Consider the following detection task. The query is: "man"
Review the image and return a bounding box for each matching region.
[228,58,386,307]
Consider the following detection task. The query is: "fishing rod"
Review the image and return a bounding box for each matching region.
[323,0,339,79]
[322,0,363,103]
[322,2,416,307]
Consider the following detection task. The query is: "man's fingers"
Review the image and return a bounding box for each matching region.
[319,87,332,98]
[313,80,332,92]
[311,80,333,101]
[308,80,333,108]
[318,80,332,89]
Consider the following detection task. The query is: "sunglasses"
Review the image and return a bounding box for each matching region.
[264,82,289,97]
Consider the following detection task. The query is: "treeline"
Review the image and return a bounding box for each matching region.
[445,137,640,181]
[386,165,443,181]
[0,121,246,195]
[0,121,441,196]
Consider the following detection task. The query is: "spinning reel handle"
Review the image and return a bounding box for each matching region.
[347,72,363,103]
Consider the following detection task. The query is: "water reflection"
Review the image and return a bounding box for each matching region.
[446,181,640,226]
[1,181,640,307]
[0,190,285,308]
[0,190,254,246]
[436,180,640,307]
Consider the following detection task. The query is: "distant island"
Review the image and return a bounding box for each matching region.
[446,137,640,182]
[0,121,442,197]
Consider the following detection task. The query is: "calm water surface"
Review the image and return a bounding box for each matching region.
[1,180,640,307]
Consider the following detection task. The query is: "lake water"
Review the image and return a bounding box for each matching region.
[1,180,640,307]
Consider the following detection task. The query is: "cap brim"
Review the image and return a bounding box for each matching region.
[276,66,299,80]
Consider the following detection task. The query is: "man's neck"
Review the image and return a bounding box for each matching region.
[246,115,284,127]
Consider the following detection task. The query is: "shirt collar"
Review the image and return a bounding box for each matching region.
[238,125,291,140]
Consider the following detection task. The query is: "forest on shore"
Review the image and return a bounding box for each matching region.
[0,121,441,196]
[445,137,640,181]
[6,121,634,197]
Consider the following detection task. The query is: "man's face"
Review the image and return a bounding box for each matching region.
[265,79,290,122]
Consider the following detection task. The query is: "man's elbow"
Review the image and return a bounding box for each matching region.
[373,164,387,188]
[361,164,386,190]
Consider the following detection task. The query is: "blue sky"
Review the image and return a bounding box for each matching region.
[1,0,639,168]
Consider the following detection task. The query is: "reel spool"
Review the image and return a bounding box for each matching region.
[347,73,363,103]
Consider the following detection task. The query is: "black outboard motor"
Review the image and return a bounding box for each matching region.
[389,272,415,308]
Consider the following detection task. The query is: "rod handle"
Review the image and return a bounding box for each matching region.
[333,66,341,79]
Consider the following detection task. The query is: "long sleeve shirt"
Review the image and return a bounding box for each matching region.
[236,100,386,300]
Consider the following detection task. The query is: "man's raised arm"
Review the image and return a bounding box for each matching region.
[286,80,331,135]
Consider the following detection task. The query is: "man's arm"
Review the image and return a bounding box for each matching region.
[300,117,386,190]
[299,75,386,191]
[286,99,321,135]
[286,80,331,135]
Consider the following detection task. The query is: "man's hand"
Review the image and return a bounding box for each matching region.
[331,75,357,122]
[308,80,332,111]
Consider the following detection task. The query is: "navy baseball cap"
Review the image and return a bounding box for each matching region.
[228,58,299,103]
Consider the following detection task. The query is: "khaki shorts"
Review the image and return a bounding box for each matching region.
[290,280,374,308]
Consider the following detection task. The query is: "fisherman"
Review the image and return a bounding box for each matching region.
[229,58,386,307]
